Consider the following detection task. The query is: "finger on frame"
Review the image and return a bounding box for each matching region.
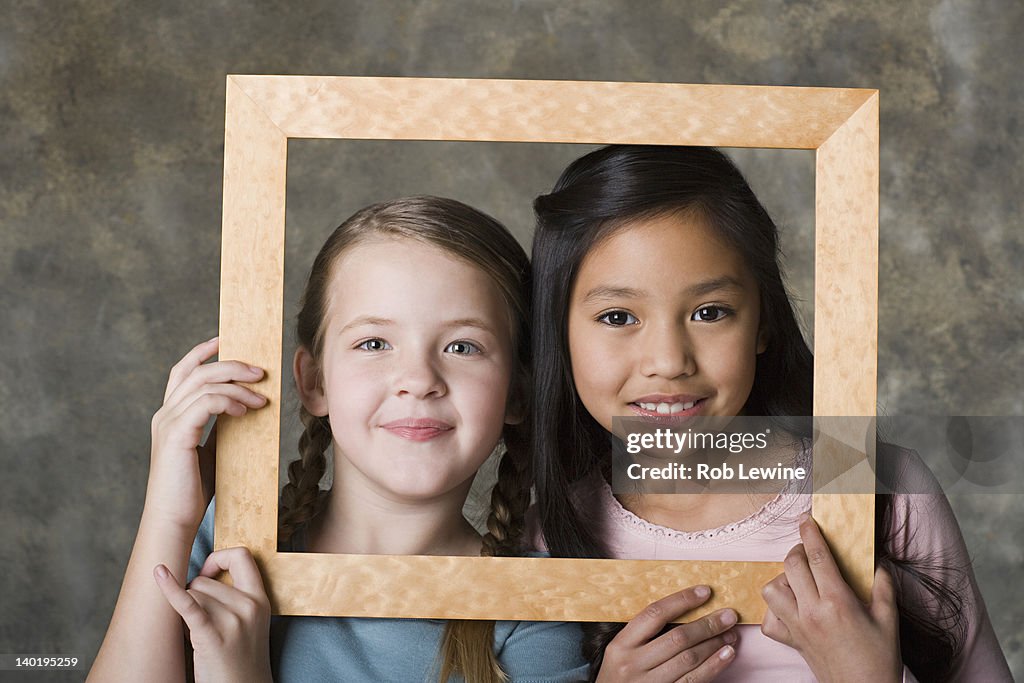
[870,564,899,626]
[168,383,267,424]
[198,547,269,600]
[616,586,714,648]
[761,573,798,623]
[798,515,845,595]
[153,564,213,636]
[649,621,737,678]
[164,337,220,403]
[171,391,261,439]
[760,605,793,646]
[165,359,265,411]
[186,575,264,619]
[782,543,819,603]
[665,643,735,683]
[642,608,737,671]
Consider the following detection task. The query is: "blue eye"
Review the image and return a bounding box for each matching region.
[444,340,481,355]
[597,310,639,327]
[692,306,730,322]
[357,338,392,351]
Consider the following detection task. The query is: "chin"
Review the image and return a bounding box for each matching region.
[383,478,463,502]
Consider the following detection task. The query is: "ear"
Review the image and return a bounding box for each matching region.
[756,326,769,355]
[293,346,328,417]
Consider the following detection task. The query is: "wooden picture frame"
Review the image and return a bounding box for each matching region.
[215,76,878,623]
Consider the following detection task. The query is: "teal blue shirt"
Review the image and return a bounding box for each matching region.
[188,502,588,682]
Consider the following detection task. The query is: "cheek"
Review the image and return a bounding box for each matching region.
[569,328,627,425]
[452,364,514,459]
[709,335,759,397]
[467,363,513,419]
[324,364,386,420]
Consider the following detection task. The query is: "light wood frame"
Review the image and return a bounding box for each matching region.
[215,76,878,623]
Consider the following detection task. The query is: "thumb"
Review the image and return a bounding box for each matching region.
[870,565,898,628]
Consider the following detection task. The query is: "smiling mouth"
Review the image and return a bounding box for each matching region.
[380,418,454,442]
[628,398,705,418]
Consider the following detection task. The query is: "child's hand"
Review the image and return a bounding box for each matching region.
[760,515,901,683]
[154,547,273,683]
[146,337,266,535]
[597,586,736,682]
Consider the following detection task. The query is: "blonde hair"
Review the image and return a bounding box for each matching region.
[278,196,533,683]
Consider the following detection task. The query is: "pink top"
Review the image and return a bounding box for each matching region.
[535,445,1011,682]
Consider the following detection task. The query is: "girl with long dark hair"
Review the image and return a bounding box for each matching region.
[531,145,1011,681]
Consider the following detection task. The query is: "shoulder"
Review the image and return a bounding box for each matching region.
[488,552,588,679]
[494,618,588,682]
[877,444,965,563]
[877,444,1013,681]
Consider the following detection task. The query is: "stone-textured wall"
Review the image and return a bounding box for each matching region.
[2,2,1020,679]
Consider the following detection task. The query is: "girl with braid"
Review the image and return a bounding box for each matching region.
[91,196,588,682]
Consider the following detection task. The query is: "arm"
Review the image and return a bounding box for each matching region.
[89,339,266,682]
[884,447,1013,682]
[88,508,199,682]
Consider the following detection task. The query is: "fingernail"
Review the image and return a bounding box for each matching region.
[724,630,737,644]
[248,365,263,374]
[720,609,738,626]
[154,564,169,579]
[694,585,710,598]
[798,511,810,523]
[719,645,734,660]
[208,336,219,343]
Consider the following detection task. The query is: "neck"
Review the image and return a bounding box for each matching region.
[616,491,776,532]
[306,457,481,557]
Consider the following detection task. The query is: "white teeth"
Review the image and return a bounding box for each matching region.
[638,400,698,414]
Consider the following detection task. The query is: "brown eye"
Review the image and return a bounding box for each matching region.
[597,310,639,327]
[692,306,729,322]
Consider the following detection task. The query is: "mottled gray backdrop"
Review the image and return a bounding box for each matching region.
[2,1,1021,680]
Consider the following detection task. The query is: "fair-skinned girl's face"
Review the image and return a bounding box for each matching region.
[295,237,516,505]
[567,212,767,433]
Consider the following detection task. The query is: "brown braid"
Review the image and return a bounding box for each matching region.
[480,422,532,558]
[277,406,332,548]
[437,421,532,683]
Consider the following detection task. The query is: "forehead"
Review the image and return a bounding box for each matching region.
[325,236,510,325]
[574,212,755,297]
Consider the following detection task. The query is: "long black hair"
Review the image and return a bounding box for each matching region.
[530,145,962,681]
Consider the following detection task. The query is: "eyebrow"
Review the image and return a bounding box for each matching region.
[580,276,745,304]
[338,316,498,336]
[443,318,499,336]
[339,316,394,334]
[686,276,746,297]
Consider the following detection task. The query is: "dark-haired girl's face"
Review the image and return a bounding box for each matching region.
[567,213,767,433]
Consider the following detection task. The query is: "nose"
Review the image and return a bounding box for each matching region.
[637,321,697,379]
[394,349,447,399]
